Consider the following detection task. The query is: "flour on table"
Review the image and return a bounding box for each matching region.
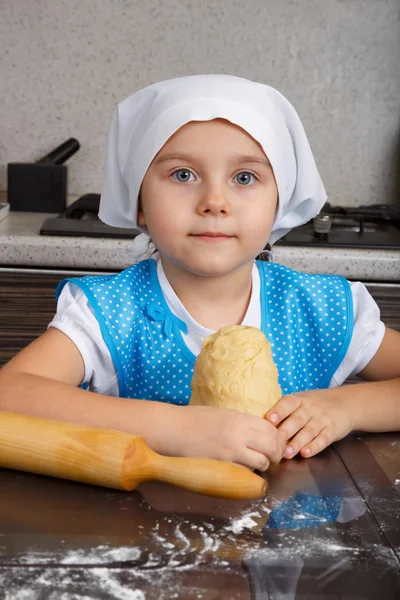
[60,545,142,565]
[2,493,397,599]
[224,501,272,534]
[88,569,145,600]
[225,511,261,534]
[8,544,141,565]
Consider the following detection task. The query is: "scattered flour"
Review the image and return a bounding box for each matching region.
[61,545,142,565]
[86,569,145,600]
[224,501,272,535]
[394,479,400,485]
[3,569,146,600]
[173,523,191,553]
[2,494,397,599]
[225,511,260,534]
[10,545,142,566]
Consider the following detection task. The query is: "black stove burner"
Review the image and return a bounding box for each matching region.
[276,203,400,250]
[40,194,139,239]
[324,203,400,223]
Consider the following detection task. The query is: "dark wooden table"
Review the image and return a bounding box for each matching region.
[0,433,399,599]
[1,272,400,598]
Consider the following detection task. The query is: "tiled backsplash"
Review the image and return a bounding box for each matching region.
[1,0,399,207]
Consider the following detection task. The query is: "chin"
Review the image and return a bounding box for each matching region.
[179,256,252,278]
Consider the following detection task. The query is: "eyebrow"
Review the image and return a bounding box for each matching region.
[154,153,271,168]
[233,154,271,168]
[154,153,197,165]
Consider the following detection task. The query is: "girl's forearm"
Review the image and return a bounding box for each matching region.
[345,378,400,432]
[0,371,180,455]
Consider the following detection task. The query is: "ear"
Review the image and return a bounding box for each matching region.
[137,190,146,227]
[137,208,146,227]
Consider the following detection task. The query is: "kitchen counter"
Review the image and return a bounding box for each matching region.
[1,212,399,280]
[0,432,399,599]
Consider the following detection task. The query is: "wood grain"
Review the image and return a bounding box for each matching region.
[0,272,60,365]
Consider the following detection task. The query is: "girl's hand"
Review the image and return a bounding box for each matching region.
[169,405,286,472]
[265,390,354,459]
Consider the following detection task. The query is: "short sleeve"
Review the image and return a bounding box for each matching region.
[329,281,385,387]
[48,282,119,395]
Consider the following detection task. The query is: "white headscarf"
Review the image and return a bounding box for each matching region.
[99,74,326,248]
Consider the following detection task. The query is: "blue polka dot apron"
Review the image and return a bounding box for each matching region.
[57,259,353,403]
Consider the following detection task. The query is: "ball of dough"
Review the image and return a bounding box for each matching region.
[190,325,282,417]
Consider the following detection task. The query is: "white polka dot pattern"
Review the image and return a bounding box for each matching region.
[256,261,353,394]
[57,259,353,402]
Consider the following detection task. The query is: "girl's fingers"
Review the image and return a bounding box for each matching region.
[276,407,310,442]
[266,394,302,426]
[282,418,324,459]
[247,428,286,464]
[299,428,334,458]
[239,448,271,472]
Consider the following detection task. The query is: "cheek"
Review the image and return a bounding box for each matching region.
[239,196,277,243]
[251,216,275,241]
[143,202,183,246]
[258,187,278,229]
[241,199,276,227]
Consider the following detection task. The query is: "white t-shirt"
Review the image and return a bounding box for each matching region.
[49,258,385,396]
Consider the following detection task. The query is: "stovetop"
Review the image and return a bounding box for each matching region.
[40,196,400,249]
[40,194,139,239]
[275,203,400,249]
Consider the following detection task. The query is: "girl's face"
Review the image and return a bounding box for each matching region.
[138,119,278,278]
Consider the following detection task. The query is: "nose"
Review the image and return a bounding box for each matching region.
[196,185,232,217]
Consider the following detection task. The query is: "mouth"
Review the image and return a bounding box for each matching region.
[190,232,234,240]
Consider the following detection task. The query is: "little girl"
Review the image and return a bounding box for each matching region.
[1,75,399,471]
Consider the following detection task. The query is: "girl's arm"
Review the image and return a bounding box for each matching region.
[0,327,181,455]
[0,328,286,470]
[346,326,400,431]
[265,327,400,458]
[356,327,400,382]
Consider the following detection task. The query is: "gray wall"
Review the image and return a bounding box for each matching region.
[1,0,399,207]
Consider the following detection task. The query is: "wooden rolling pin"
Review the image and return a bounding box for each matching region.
[0,412,266,500]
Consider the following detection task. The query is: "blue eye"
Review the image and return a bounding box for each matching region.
[234,172,257,185]
[171,169,195,183]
